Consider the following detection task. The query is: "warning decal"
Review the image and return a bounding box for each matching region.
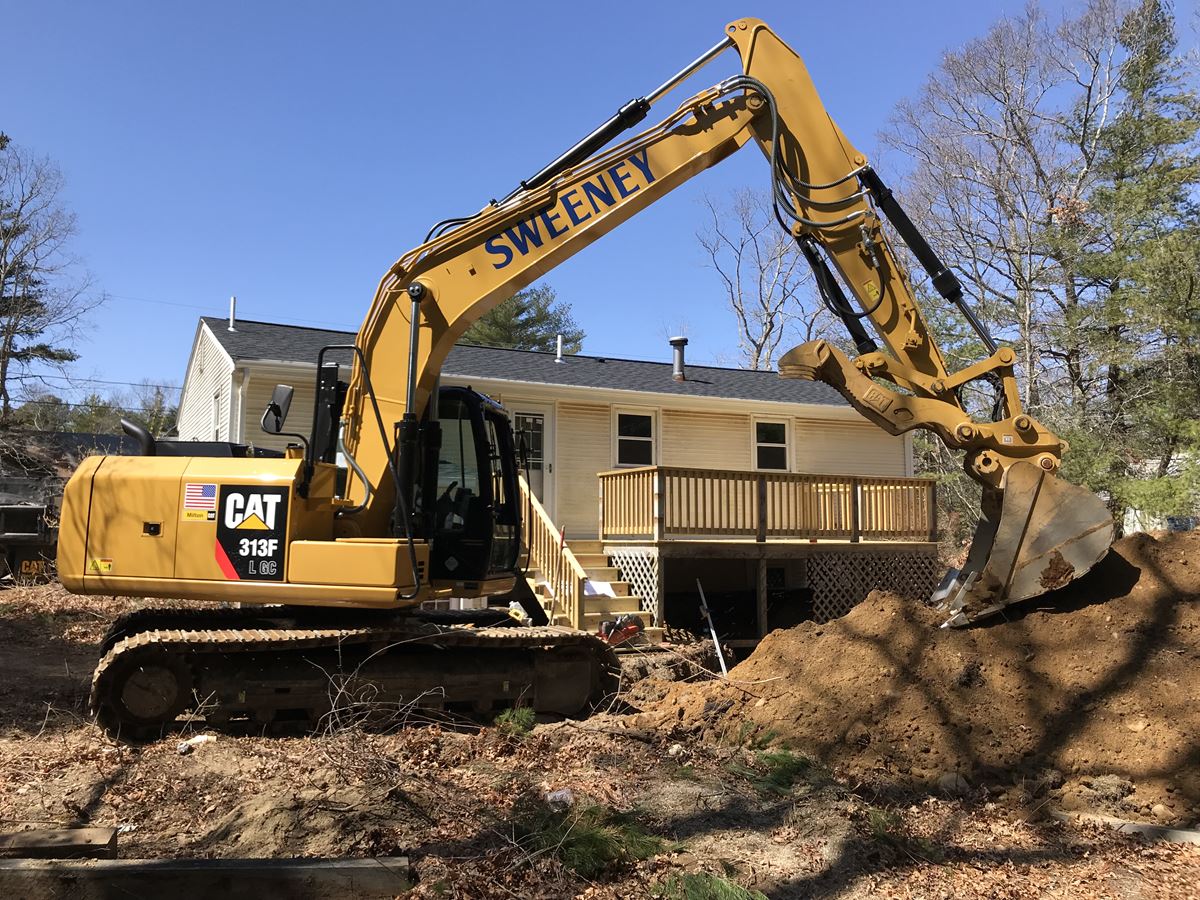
[215,485,288,581]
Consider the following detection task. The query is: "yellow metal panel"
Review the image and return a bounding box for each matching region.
[296,462,339,541]
[57,455,103,591]
[74,574,408,608]
[68,452,357,599]
[288,539,423,589]
[173,457,306,582]
[84,456,190,579]
[178,457,306,481]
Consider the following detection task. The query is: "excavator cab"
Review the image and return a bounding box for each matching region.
[298,355,521,592]
[417,386,521,586]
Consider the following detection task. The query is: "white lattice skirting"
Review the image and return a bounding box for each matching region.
[808,552,941,623]
[607,549,660,624]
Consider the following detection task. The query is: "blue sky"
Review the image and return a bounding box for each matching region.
[6,0,1197,407]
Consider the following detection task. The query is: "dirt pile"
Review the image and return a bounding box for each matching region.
[641,530,1200,823]
[617,640,725,710]
[0,584,139,730]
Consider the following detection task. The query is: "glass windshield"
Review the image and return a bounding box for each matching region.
[435,393,482,533]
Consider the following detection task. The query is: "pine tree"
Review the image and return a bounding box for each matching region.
[0,135,90,423]
[1065,0,1200,525]
[0,258,79,419]
[460,284,584,353]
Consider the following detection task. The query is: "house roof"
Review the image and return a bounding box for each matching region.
[200,317,846,407]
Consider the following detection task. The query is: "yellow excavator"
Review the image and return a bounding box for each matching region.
[58,18,1114,738]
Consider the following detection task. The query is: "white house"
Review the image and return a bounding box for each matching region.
[175,316,938,639]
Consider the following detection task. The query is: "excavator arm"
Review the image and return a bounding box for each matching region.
[334,18,1113,623]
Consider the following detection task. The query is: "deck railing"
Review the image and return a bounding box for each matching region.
[519,474,587,629]
[598,466,935,542]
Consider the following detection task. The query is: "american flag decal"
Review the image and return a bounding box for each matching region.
[184,483,217,510]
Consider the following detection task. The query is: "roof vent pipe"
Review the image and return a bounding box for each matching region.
[228,296,237,332]
[670,336,688,381]
[555,334,564,363]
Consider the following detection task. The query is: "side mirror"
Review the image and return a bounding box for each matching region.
[261,384,294,435]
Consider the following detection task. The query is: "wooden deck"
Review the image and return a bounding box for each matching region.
[522,467,939,635]
[597,466,936,544]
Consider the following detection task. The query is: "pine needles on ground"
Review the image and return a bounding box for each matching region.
[653,873,768,900]
[510,799,663,879]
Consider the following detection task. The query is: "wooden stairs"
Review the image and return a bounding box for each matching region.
[525,538,662,642]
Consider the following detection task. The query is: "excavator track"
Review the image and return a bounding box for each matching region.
[91,606,620,741]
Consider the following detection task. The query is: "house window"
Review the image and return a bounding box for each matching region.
[616,411,655,466]
[212,391,221,440]
[755,420,789,471]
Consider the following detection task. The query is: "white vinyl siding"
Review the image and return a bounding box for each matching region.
[240,367,346,453]
[176,324,235,442]
[793,419,907,476]
[556,402,611,538]
[661,410,752,470]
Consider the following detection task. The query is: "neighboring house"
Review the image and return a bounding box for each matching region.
[176,315,939,641]
[1121,460,1199,537]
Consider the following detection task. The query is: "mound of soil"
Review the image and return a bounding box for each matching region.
[617,640,725,710]
[641,531,1200,824]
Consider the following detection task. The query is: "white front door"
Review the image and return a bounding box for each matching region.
[512,403,555,518]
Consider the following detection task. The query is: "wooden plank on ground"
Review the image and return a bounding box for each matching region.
[0,828,117,860]
[0,856,411,899]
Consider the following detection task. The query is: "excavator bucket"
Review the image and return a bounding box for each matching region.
[935,462,1114,627]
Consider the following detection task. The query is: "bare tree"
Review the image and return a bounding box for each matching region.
[883,1,1123,419]
[883,0,1200,532]
[0,133,96,422]
[697,189,828,370]
[127,379,180,436]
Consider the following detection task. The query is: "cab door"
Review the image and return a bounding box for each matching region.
[424,387,520,585]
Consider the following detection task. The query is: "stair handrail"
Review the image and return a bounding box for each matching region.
[518,475,589,629]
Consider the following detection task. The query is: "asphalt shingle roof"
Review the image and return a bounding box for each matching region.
[201,317,845,408]
[202,317,357,367]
